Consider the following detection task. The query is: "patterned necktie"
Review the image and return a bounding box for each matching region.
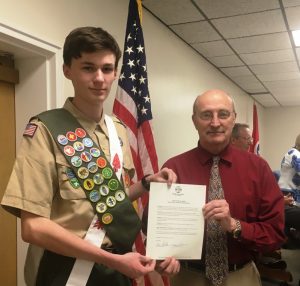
[205,156,228,286]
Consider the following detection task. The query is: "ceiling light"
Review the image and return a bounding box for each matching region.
[292,30,300,47]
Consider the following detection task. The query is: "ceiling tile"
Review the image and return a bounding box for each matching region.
[208,54,244,67]
[191,40,234,57]
[258,71,300,81]
[249,61,299,74]
[169,21,221,43]
[264,78,300,90]
[251,93,280,107]
[194,0,279,18]
[220,66,252,77]
[228,32,292,54]
[231,75,267,92]
[272,89,300,105]
[285,6,300,30]
[143,0,204,25]
[211,10,286,39]
[283,0,300,7]
[240,49,295,65]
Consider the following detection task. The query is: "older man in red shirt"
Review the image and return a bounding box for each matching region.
[164,89,285,286]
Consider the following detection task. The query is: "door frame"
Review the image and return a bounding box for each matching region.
[0,22,62,286]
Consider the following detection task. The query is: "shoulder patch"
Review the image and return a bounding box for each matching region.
[23,123,38,138]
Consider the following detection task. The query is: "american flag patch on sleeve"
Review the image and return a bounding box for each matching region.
[23,123,38,137]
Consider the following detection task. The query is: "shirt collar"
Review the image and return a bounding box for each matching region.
[196,141,233,166]
[63,97,108,136]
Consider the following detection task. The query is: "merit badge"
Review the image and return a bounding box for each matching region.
[71,156,82,168]
[57,134,68,145]
[75,128,86,138]
[83,178,94,191]
[96,202,107,214]
[106,196,116,208]
[108,179,118,191]
[81,151,92,163]
[100,185,109,196]
[66,131,77,141]
[73,141,85,152]
[90,147,101,158]
[102,213,113,224]
[23,123,38,138]
[82,138,93,148]
[66,167,76,179]
[93,173,104,185]
[77,167,89,179]
[102,167,113,179]
[97,157,107,169]
[70,178,80,189]
[88,162,98,173]
[89,190,101,202]
[64,145,75,156]
[115,190,126,202]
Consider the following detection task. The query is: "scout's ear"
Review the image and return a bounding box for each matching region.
[63,64,71,79]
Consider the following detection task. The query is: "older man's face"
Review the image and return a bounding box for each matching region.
[192,91,236,153]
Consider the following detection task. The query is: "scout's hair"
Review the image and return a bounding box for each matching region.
[63,26,122,68]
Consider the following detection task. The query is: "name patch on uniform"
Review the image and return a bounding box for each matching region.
[23,123,38,138]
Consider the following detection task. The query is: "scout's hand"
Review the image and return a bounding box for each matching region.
[115,252,156,279]
[155,257,180,276]
[148,167,177,187]
[202,199,233,232]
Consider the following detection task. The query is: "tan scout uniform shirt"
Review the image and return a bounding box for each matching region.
[1,98,135,285]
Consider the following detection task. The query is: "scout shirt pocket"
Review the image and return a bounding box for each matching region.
[55,156,86,200]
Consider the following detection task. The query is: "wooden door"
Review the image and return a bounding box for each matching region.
[0,81,17,286]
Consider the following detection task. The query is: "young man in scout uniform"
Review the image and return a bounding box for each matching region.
[1,27,179,286]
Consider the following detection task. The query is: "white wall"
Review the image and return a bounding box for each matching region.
[0,1,282,286]
[263,107,300,170]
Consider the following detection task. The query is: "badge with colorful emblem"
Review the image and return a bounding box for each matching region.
[64,145,75,156]
[73,141,85,152]
[57,135,68,145]
[89,190,101,202]
[75,128,86,138]
[102,167,113,179]
[108,179,118,191]
[93,173,104,185]
[66,131,77,141]
[83,178,94,191]
[115,190,126,202]
[82,138,93,147]
[77,167,89,179]
[96,157,107,168]
[96,202,107,214]
[90,147,101,158]
[71,156,82,168]
[106,196,117,208]
[100,185,110,196]
[81,151,92,162]
[102,213,113,224]
[87,162,98,173]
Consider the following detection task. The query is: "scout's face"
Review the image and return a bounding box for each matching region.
[63,51,117,106]
[192,90,236,154]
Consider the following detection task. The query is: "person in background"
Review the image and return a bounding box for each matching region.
[162,89,285,286]
[1,26,179,286]
[230,123,253,151]
[278,134,300,241]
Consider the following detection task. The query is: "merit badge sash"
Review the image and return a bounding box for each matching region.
[37,109,141,254]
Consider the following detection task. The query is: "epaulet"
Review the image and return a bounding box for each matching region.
[111,115,127,128]
[24,109,60,138]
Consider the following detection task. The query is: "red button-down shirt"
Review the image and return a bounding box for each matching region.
[163,143,286,264]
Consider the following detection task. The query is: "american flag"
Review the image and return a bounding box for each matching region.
[113,0,169,285]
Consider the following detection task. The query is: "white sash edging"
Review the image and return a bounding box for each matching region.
[66,115,123,286]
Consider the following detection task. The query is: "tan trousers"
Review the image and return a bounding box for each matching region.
[171,261,262,286]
